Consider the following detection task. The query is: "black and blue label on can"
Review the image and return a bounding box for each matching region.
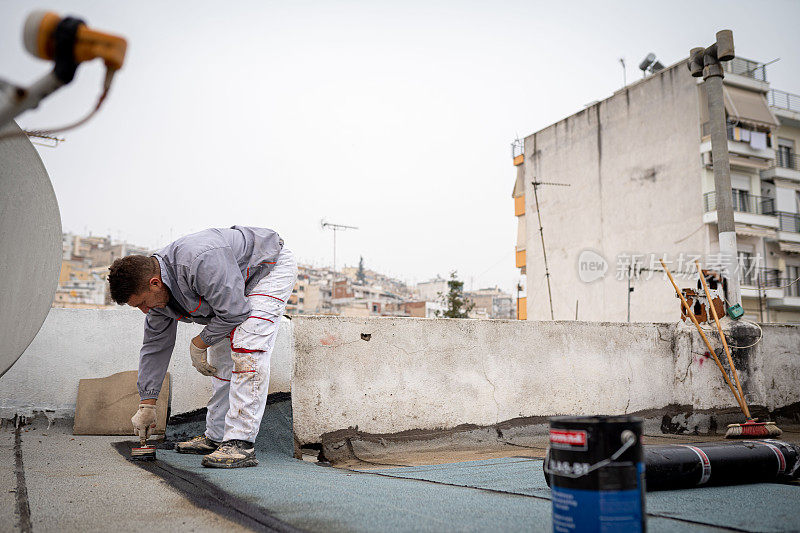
[546,416,646,533]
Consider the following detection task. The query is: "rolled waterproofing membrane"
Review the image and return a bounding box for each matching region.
[644,440,800,490]
[545,440,800,491]
[0,121,61,377]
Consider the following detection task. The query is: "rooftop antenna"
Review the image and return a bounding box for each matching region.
[619,57,627,87]
[530,179,571,320]
[742,57,780,78]
[320,219,358,282]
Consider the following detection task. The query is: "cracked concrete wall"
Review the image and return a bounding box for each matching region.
[0,308,293,419]
[291,317,800,446]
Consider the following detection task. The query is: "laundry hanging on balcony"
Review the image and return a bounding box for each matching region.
[750,131,767,150]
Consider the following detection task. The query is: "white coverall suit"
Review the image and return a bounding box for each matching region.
[136,226,297,443]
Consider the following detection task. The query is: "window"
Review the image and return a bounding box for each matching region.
[787,266,800,298]
[732,189,751,212]
[777,138,795,169]
[738,252,756,285]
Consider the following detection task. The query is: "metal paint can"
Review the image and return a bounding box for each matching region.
[545,416,645,533]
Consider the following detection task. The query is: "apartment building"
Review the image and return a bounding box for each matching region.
[415,277,448,302]
[466,287,516,320]
[54,260,108,307]
[512,56,800,323]
[56,233,150,308]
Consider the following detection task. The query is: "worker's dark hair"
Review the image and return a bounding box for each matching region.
[108,255,157,304]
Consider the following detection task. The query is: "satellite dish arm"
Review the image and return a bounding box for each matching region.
[0,72,64,130]
[0,11,126,131]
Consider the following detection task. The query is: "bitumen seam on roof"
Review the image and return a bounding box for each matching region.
[113,441,300,533]
[12,424,32,533]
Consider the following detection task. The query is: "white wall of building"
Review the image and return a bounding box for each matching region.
[416,279,447,301]
[522,64,706,322]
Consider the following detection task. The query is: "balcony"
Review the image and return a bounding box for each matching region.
[768,88,800,129]
[699,122,774,164]
[778,212,800,233]
[739,267,789,302]
[776,151,799,171]
[511,138,524,166]
[702,191,778,229]
[723,57,767,82]
[761,151,800,183]
[783,279,800,298]
[776,211,800,244]
[769,89,800,113]
[703,191,774,215]
[740,266,781,288]
[764,275,800,309]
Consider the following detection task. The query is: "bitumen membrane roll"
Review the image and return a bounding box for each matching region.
[644,439,800,491]
[544,439,800,491]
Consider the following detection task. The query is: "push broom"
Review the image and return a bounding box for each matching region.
[694,261,781,438]
[660,260,781,438]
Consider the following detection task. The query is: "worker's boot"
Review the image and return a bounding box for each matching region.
[175,434,221,455]
[201,439,258,468]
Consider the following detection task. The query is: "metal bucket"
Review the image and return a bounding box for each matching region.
[545,415,645,533]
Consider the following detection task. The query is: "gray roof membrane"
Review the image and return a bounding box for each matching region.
[136,399,800,532]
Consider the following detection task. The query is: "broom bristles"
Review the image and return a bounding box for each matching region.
[725,419,782,439]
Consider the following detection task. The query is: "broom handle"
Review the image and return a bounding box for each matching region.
[659,260,748,416]
[695,260,751,419]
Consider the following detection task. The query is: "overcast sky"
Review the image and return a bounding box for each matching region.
[2,0,799,293]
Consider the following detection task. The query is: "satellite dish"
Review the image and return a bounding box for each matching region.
[0,121,62,378]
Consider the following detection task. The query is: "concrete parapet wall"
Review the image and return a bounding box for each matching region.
[0,308,292,419]
[291,317,800,447]
[3,311,797,441]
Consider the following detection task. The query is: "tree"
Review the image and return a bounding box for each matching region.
[356,256,366,284]
[436,271,475,318]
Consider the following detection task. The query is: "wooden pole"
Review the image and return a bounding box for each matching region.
[660,260,747,416]
[695,260,751,419]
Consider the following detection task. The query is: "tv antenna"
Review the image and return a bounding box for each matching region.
[320,220,358,281]
[531,180,571,320]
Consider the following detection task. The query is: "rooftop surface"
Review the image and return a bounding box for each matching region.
[5,398,799,532]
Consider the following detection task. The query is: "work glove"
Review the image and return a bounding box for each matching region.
[131,403,157,440]
[190,340,217,376]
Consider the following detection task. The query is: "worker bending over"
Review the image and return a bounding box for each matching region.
[108,226,297,468]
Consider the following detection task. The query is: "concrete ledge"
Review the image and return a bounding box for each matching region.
[291,317,800,449]
[0,308,292,419]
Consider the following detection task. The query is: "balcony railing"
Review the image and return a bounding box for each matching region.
[783,279,800,298]
[777,212,800,233]
[511,138,523,159]
[774,151,799,171]
[768,88,800,113]
[704,191,775,216]
[740,267,781,288]
[723,57,767,82]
